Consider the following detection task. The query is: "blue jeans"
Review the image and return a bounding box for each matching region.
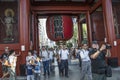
[80,61,92,80]
[43,60,50,75]
[34,73,40,80]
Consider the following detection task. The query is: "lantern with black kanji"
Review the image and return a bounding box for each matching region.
[46,15,73,44]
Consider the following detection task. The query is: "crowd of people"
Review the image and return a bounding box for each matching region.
[0,40,111,80]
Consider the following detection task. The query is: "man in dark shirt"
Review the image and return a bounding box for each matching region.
[89,41,111,80]
[0,47,10,79]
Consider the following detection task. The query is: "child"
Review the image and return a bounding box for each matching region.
[26,64,34,80]
[26,50,35,80]
[33,57,41,80]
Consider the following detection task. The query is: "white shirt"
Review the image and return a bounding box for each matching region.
[9,55,17,67]
[26,55,35,65]
[79,49,90,61]
[41,50,49,61]
[9,55,17,72]
[48,51,54,59]
[59,49,69,60]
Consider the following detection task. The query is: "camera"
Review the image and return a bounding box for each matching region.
[106,44,112,49]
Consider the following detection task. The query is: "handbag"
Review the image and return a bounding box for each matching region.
[105,66,112,77]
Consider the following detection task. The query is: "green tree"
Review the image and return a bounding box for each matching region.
[66,42,73,49]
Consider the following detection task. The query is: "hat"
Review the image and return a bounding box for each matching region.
[92,41,98,44]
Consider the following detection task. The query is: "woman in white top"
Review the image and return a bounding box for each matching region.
[8,50,17,80]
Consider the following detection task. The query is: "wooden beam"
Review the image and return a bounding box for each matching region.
[90,0,102,14]
[31,1,87,6]
[86,0,95,4]
[31,6,90,12]
[35,11,87,15]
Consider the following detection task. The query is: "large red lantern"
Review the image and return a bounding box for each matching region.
[46,15,73,44]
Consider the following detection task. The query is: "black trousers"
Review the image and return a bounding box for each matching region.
[61,60,68,76]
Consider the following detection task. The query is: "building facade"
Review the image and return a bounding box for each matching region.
[0,0,120,76]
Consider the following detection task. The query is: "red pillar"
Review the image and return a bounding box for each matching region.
[102,0,117,57]
[32,12,39,52]
[77,16,82,46]
[86,11,92,46]
[19,0,30,64]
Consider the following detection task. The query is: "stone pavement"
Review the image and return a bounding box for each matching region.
[1,59,120,80]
